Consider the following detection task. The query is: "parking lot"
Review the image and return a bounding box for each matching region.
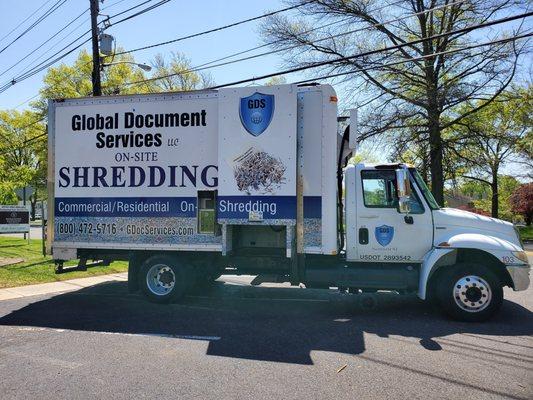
[0,273,531,400]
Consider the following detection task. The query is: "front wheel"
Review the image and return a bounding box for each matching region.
[436,263,503,322]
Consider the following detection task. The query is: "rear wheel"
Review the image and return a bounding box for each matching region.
[436,263,503,322]
[139,255,191,303]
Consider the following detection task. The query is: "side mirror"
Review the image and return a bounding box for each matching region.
[396,168,412,214]
[398,197,411,214]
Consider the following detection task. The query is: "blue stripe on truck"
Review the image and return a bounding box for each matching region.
[55,197,197,218]
[217,195,296,220]
[54,195,322,219]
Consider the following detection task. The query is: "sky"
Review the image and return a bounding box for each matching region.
[0,0,305,110]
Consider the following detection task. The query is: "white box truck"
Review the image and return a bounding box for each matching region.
[47,83,530,321]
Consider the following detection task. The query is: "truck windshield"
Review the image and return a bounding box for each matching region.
[410,169,440,210]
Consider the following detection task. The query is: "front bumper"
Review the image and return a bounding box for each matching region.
[506,265,531,291]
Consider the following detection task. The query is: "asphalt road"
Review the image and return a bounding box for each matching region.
[0,274,531,400]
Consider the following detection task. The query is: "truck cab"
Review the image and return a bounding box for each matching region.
[340,162,530,320]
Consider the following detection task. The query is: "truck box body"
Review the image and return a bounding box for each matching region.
[47,84,338,259]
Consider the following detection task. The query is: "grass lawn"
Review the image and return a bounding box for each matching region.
[518,226,532,242]
[0,236,128,288]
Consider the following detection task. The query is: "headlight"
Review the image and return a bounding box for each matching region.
[512,251,529,265]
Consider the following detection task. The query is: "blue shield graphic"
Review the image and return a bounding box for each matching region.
[375,225,394,247]
[239,92,275,136]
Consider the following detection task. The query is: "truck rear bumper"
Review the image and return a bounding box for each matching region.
[506,265,530,291]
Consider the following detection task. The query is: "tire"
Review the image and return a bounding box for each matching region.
[436,263,503,322]
[139,254,191,303]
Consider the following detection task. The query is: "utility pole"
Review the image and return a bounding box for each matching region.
[90,0,102,96]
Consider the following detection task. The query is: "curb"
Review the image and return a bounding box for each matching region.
[0,273,127,301]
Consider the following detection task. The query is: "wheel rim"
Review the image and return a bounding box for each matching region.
[146,264,176,296]
[453,275,492,313]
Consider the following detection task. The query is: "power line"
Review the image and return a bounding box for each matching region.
[105,0,155,19]
[127,0,404,85]
[0,116,47,156]
[107,0,172,26]
[14,94,40,110]
[0,33,91,93]
[3,1,148,82]
[116,0,465,89]
[10,0,336,109]
[0,0,172,93]
[0,7,89,78]
[205,11,533,90]
[119,0,466,86]
[101,0,130,12]
[293,33,533,85]
[113,0,316,56]
[3,10,92,83]
[0,0,69,55]
[1,33,530,156]
[0,132,48,156]
[0,0,54,44]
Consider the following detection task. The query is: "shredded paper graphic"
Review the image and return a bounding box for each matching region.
[233,148,286,194]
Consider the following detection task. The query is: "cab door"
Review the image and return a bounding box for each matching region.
[354,168,433,263]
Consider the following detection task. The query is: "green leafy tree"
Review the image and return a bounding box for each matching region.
[31,50,151,115]
[147,52,213,92]
[265,76,288,86]
[454,176,521,221]
[446,87,531,218]
[0,110,45,207]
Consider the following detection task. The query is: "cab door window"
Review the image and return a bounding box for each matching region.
[361,170,397,208]
[361,169,424,213]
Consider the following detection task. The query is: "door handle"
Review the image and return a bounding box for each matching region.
[359,228,369,244]
[360,215,379,219]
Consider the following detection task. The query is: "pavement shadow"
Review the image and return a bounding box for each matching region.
[0,279,531,366]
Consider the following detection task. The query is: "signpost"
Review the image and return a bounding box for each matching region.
[15,185,34,240]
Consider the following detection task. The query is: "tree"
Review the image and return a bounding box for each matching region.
[455,175,521,220]
[148,53,213,92]
[0,110,45,209]
[265,75,288,86]
[31,49,150,115]
[261,0,528,205]
[447,87,531,218]
[510,183,533,225]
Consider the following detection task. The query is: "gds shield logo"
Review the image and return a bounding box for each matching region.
[239,92,274,136]
[375,225,394,247]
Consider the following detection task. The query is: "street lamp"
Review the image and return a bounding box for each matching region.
[101,61,152,71]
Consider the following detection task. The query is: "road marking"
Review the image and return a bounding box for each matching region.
[14,326,221,341]
[96,331,221,341]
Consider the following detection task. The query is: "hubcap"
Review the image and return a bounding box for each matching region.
[453,275,492,313]
[146,264,176,296]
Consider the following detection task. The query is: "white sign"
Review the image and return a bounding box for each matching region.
[0,205,30,233]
